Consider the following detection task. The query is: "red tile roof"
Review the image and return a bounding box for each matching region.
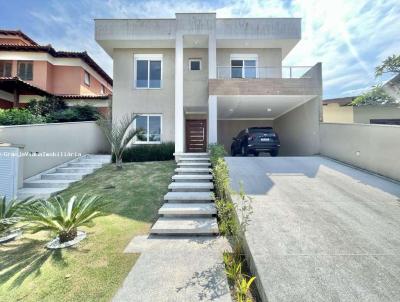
[0,29,38,45]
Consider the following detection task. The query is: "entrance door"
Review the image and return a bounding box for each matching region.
[185,119,207,152]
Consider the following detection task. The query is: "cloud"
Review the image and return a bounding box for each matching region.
[24,0,400,98]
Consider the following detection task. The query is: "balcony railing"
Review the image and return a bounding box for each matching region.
[216,66,313,80]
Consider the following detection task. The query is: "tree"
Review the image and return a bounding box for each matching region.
[96,113,144,169]
[375,54,400,77]
[351,85,396,106]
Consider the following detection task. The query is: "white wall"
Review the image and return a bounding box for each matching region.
[0,121,109,187]
[320,123,400,182]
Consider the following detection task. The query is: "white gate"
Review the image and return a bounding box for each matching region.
[0,147,19,201]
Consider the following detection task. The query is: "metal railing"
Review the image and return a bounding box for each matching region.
[216,66,313,80]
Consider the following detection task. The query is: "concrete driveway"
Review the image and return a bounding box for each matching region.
[225,156,400,302]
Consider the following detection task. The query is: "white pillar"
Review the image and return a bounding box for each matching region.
[175,34,184,153]
[208,95,217,144]
[208,32,217,79]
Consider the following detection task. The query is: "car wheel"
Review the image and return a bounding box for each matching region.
[270,150,279,157]
[241,146,248,156]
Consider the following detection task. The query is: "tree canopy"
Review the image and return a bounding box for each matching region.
[375,54,400,77]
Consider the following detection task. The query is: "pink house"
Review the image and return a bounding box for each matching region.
[0,30,112,115]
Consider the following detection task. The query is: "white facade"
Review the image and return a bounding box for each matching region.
[95,13,322,155]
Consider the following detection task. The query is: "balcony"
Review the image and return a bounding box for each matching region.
[209,63,322,96]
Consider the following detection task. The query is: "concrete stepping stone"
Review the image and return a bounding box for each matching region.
[150,217,218,235]
[56,167,94,173]
[23,179,75,188]
[175,167,212,174]
[178,157,211,163]
[177,162,211,167]
[168,182,213,192]
[41,173,85,180]
[172,174,213,182]
[68,162,103,168]
[158,203,216,216]
[17,187,62,200]
[164,192,214,203]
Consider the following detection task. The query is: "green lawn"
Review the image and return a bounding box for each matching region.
[0,161,175,302]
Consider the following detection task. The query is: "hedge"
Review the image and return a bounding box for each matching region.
[118,142,175,162]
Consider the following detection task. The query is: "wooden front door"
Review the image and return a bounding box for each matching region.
[185,119,207,152]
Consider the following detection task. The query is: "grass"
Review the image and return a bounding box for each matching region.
[0,161,175,302]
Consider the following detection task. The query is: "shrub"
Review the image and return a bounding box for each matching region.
[46,105,99,123]
[24,194,110,243]
[0,108,46,125]
[27,97,67,116]
[120,142,175,162]
[209,143,227,166]
[0,197,32,237]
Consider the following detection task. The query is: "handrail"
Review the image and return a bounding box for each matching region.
[216,66,313,79]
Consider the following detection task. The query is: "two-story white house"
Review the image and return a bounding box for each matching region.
[95,13,322,156]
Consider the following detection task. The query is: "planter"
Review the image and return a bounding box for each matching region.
[46,230,87,249]
[0,229,22,243]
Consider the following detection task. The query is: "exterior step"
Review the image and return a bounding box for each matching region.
[158,203,217,216]
[68,162,103,168]
[17,187,62,200]
[175,167,212,175]
[150,217,218,235]
[56,167,94,173]
[172,174,213,182]
[42,173,85,180]
[174,152,209,159]
[178,157,211,163]
[177,162,211,167]
[168,182,213,192]
[164,192,214,203]
[23,179,74,188]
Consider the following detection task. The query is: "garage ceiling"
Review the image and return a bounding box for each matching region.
[217,95,315,119]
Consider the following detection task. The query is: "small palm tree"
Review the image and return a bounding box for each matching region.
[97,113,143,169]
[24,195,110,243]
[0,196,30,237]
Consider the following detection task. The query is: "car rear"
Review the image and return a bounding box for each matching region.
[247,127,280,156]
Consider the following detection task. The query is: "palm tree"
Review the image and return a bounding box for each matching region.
[24,195,110,243]
[97,113,143,169]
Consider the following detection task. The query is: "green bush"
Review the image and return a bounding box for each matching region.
[27,97,67,116]
[209,143,227,166]
[118,142,175,162]
[0,108,46,125]
[46,105,99,123]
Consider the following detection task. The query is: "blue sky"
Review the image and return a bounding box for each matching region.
[0,0,399,98]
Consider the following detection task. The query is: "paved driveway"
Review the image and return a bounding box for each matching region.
[226,156,400,302]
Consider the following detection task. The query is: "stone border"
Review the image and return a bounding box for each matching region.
[46,230,87,249]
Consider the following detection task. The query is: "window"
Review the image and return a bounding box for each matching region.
[17,61,33,80]
[134,54,162,89]
[134,114,162,143]
[100,84,105,94]
[189,59,201,71]
[0,61,12,77]
[84,71,90,86]
[230,55,257,79]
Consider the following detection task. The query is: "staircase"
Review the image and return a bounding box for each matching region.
[150,153,218,236]
[17,155,111,200]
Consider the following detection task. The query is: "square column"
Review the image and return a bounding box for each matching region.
[208,95,217,144]
[175,34,184,153]
[208,32,217,79]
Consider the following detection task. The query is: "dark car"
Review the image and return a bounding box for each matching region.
[230,127,280,157]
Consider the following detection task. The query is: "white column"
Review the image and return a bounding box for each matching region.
[208,32,217,79]
[208,95,217,144]
[175,34,184,153]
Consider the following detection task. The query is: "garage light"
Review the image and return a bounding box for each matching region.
[229,108,234,112]
[267,108,272,112]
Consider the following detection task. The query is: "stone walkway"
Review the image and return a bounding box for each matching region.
[113,153,232,301]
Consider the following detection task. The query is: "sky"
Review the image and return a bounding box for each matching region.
[0,0,399,99]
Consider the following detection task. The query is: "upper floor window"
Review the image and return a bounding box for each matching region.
[189,59,201,71]
[84,71,91,86]
[17,61,33,80]
[134,114,162,143]
[134,54,162,89]
[230,54,257,79]
[0,61,12,77]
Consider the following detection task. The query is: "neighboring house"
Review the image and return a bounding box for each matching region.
[95,13,322,155]
[323,74,400,125]
[0,30,113,116]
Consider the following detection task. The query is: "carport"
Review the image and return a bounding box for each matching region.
[226,156,400,301]
[216,95,321,156]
